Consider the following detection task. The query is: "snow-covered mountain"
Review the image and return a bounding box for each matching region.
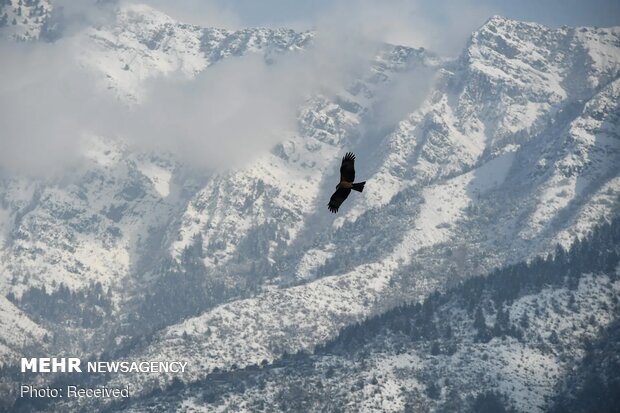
[0,0,51,41]
[106,219,620,412]
[1,3,619,412]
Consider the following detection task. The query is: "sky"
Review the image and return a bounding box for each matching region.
[1,0,619,176]
[148,0,620,30]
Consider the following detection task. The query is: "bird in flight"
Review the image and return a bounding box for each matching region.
[328,152,366,213]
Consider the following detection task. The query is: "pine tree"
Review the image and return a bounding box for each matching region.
[494,304,510,337]
[474,306,490,342]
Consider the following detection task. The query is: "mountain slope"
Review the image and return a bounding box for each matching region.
[80,217,620,413]
[0,0,51,41]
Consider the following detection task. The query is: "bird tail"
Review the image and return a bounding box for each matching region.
[352,181,365,192]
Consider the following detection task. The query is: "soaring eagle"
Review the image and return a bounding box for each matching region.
[328,152,366,213]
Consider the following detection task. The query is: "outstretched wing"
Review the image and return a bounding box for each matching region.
[328,188,351,213]
[340,152,356,182]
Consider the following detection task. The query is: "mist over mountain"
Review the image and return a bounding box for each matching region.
[0,1,619,412]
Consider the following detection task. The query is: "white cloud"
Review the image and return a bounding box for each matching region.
[119,53,302,170]
[1,0,488,176]
[0,38,116,175]
[311,0,491,56]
